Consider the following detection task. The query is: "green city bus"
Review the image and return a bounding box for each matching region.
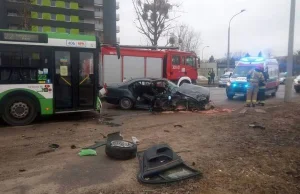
[0,29,102,126]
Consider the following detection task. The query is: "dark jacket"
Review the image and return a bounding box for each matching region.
[259,71,269,87]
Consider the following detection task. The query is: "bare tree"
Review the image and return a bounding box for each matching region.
[231,51,247,60]
[19,0,34,30]
[132,0,180,46]
[173,24,202,53]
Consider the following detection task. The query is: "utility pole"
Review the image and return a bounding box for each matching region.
[202,46,209,62]
[284,0,296,102]
[227,10,246,70]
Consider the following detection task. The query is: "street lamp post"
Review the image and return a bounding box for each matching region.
[202,46,210,62]
[284,0,296,102]
[227,9,246,70]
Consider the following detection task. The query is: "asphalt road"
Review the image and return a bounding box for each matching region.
[0,85,299,127]
[209,85,299,107]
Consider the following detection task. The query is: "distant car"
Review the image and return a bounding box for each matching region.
[218,72,232,87]
[196,75,208,85]
[294,75,300,93]
[104,78,210,110]
[279,72,287,84]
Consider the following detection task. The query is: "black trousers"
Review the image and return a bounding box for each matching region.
[257,88,265,103]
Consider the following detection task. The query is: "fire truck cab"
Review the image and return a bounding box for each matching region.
[100,46,199,87]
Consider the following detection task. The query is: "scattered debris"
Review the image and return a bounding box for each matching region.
[174,125,183,128]
[239,108,248,114]
[192,162,196,166]
[83,141,106,150]
[161,111,175,114]
[137,144,201,184]
[19,169,26,172]
[164,130,170,133]
[249,123,266,129]
[78,149,97,157]
[71,145,77,149]
[132,137,140,144]
[175,150,192,154]
[255,109,267,113]
[49,144,60,149]
[201,108,235,114]
[36,149,55,156]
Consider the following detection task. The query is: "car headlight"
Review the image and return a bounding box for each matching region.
[227,82,231,86]
[295,79,299,84]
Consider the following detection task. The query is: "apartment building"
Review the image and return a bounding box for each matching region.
[0,0,120,43]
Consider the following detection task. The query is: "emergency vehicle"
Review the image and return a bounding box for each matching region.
[99,46,199,87]
[226,57,279,99]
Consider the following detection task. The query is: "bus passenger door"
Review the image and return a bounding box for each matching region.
[54,51,73,110]
[78,52,96,109]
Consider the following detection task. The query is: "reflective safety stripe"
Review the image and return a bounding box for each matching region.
[246,100,251,103]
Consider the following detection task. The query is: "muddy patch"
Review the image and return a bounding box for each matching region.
[48,147,124,193]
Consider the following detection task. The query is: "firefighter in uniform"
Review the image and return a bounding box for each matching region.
[246,67,265,107]
[257,65,269,106]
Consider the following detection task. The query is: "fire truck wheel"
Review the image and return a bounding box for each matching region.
[119,97,133,110]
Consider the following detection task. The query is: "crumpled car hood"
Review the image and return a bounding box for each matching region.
[176,83,210,102]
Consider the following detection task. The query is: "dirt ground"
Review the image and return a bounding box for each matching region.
[0,101,300,194]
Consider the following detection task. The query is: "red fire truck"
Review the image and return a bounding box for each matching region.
[99,46,199,87]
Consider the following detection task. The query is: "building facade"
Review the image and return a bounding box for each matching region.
[0,0,119,43]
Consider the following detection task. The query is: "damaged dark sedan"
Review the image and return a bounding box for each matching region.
[104,78,210,111]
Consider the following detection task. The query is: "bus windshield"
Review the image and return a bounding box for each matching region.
[232,66,254,77]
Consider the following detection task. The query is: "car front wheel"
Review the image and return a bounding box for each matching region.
[119,97,133,110]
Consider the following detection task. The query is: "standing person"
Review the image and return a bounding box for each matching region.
[210,70,215,84]
[245,66,265,107]
[207,71,211,85]
[257,65,269,106]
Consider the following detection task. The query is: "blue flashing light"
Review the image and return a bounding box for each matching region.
[240,57,265,63]
[254,57,264,62]
[232,83,237,87]
[240,58,249,62]
[245,84,249,88]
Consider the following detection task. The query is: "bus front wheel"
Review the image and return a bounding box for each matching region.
[2,96,37,126]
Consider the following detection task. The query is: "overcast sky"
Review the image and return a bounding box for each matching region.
[118,0,300,59]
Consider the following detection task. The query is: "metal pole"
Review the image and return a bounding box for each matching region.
[227,26,231,70]
[227,10,246,70]
[202,46,209,62]
[284,0,296,102]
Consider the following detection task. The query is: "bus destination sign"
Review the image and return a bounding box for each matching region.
[0,32,48,43]
[4,32,39,42]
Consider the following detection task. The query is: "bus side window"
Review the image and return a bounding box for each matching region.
[0,68,11,81]
[0,51,22,67]
[172,55,180,65]
[23,52,42,67]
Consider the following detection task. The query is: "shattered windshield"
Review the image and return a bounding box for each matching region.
[167,80,178,93]
[232,66,254,77]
